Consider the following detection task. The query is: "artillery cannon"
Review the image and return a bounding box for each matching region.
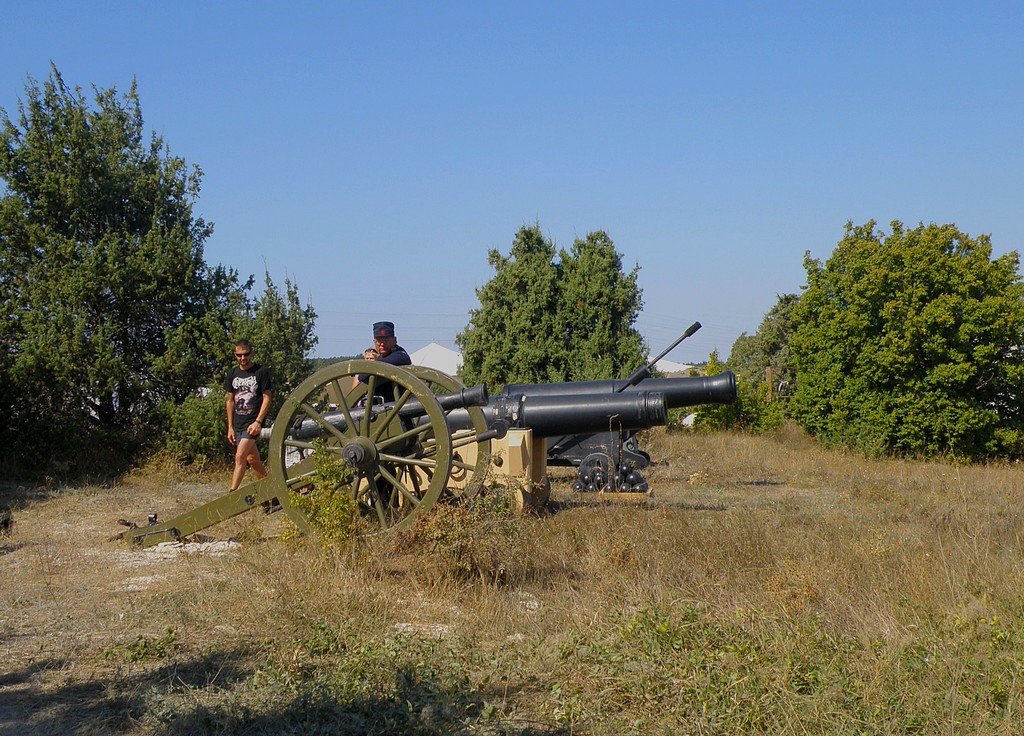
[493,321,736,492]
[125,350,734,547]
[502,371,736,492]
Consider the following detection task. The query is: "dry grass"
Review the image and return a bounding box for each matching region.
[3,426,1024,734]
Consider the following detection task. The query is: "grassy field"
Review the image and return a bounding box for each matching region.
[3,426,1024,735]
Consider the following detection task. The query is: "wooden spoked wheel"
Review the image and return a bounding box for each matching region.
[268,360,452,537]
[406,365,492,498]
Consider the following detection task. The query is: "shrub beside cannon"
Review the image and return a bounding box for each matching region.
[125,354,735,547]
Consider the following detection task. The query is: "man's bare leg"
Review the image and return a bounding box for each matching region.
[231,438,266,491]
[246,446,268,479]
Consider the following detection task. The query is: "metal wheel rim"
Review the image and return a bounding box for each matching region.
[405,365,491,498]
[268,360,452,537]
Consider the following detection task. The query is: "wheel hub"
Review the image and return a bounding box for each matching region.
[341,436,378,471]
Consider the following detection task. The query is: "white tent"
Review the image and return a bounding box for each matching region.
[654,357,695,374]
[410,343,463,376]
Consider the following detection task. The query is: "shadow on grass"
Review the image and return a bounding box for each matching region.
[0,541,26,557]
[163,665,571,736]
[0,481,50,513]
[0,650,250,736]
[1,653,570,736]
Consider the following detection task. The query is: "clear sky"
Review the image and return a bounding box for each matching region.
[3,2,1022,363]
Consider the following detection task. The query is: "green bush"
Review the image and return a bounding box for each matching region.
[691,351,785,433]
[790,221,1024,459]
[157,388,229,466]
[287,444,361,546]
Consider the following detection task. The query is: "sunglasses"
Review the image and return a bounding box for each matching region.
[234,351,251,358]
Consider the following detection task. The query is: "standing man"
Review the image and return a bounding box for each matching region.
[359,321,411,401]
[224,339,272,492]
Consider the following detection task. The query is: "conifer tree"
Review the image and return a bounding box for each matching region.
[458,225,645,389]
[559,230,646,381]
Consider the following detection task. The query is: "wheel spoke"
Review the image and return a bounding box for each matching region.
[300,402,348,444]
[378,465,421,507]
[284,439,318,451]
[379,453,438,471]
[449,428,479,443]
[365,474,388,527]
[350,472,370,501]
[371,387,414,442]
[377,422,433,451]
[423,429,481,452]
[419,443,442,459]
[361,376,377,435]
[329,379,358,438]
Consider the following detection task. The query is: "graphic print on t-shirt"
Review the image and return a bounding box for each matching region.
[232,374,260,416]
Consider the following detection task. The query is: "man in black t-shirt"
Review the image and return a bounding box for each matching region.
[224,339,272,492]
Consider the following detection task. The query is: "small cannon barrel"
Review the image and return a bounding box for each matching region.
[447,390,667,437]
[279,384,488,441]
[501,370,736,409]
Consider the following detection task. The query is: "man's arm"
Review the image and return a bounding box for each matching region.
[225,393,236,444]
[246,391,272,436]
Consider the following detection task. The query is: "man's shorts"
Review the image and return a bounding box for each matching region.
[237,429,261,441]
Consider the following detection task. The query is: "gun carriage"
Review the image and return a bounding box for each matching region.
[125,328,735,547]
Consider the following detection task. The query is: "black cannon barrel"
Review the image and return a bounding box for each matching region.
[446,390,667,437]
[501,370,736,409]
[282,384,488,441]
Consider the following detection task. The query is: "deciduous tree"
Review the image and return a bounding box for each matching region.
[790,221,1024,458]
[728,293,800,395]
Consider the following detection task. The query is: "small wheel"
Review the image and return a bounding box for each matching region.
[406,365,491,498]
[268,360,452,537]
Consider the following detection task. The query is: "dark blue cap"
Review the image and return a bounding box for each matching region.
[373,321,395,337]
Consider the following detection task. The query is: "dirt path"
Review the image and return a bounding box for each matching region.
[0,481,258,735]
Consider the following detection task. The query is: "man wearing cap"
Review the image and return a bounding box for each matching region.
[359,321,412,400]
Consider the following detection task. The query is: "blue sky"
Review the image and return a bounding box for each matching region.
[3,2,1022,362]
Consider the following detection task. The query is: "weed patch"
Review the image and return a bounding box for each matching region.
[286,443,361,546]
[402,486,534,584]
[105,627,179,663]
